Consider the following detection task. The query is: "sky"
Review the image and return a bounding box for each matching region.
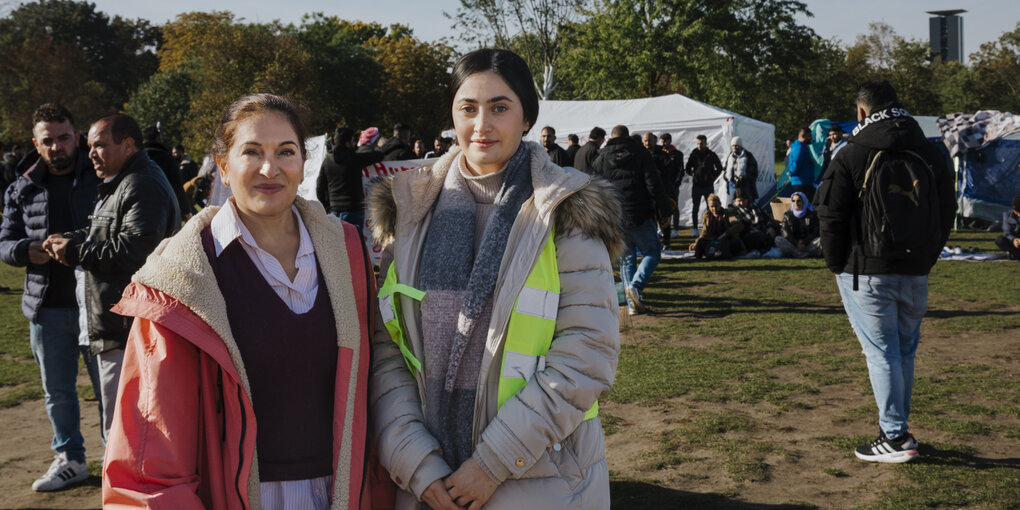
[83,0,1018,62]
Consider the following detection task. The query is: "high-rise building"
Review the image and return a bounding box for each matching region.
[927,9,966,63]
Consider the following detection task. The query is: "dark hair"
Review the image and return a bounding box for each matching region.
[173,144,185,152]
[829,124,844,134]
[856,80,898,109]
[660,133,672,143]
[589,127,606,140]
[567,134,578,144]
[1013,194,1020,211]
[142,126,161,143]
[211,93,308,160]
[335,127,355,146]
[542,126,556,135]
[32,103,74,127]
[94,114,143,149]
[696,134,707,142]
[734,188,750,200]
[449,48,539,133]
[612,125,629,138]
[798,127,811,138]
[393,123,410,136]
[643,131,657,141]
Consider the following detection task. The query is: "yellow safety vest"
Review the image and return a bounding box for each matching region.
[377,226,598,421]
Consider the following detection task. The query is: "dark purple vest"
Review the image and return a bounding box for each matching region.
[202,226,338,482]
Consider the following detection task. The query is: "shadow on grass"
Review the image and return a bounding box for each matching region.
[917,444,1020,469]
[646,294,845,316]
[669,263,824,272]
[611,480,816,509]
[925,309,1020,319]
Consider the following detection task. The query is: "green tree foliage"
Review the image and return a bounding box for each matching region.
[154,11,308,154]
[364,32,456,139]
[970,22,1020,113]
[124,65,195,148]
[0,0,157,141]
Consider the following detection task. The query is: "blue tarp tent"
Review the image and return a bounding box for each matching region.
[957,138,1020,222]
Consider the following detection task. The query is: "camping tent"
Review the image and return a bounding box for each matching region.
[956,134,1020,222]
[525,94,775,227]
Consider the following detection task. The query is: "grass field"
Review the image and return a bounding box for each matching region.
[604,230,1019,508]
[0,229,1017,508]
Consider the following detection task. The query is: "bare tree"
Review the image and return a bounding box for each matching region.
[447,0,583,99]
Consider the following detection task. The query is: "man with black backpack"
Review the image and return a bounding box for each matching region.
[817,81,956,463]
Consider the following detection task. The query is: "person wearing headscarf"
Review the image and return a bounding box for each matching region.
[775,191,822,258]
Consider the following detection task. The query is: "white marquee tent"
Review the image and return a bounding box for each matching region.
[525,94,776,227]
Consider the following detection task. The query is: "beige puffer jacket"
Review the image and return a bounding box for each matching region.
[367,142,623,509]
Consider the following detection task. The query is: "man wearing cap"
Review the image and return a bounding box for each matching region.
[723,136,759,207]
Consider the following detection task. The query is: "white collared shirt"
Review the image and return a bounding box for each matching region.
[210,200,319,314]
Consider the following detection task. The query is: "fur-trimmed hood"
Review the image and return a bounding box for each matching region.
[367,141,624,259]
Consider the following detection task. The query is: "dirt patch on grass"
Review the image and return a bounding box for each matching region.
[605,323,1020,508]
[0,373,103,509]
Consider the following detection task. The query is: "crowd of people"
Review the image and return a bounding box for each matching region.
[0,43,1006,510]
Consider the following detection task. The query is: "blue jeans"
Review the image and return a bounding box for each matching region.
[29,308,102,462]
[621,218,662,301]
[330,210,365,232]
[836,273,928,438]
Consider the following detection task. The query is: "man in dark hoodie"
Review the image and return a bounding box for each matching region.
[380,123,416,161]
[816,80,955,464]
[591,125,672,315]
[316,127,385,231]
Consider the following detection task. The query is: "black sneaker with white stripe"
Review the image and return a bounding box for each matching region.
[855,431,920,463]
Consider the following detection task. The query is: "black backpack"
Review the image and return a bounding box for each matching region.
[856,149,941,261]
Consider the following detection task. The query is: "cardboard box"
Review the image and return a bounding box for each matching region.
[770,197,791,222]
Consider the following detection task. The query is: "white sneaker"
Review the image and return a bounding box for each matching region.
[32,452,88,491]
[624,286,646,314]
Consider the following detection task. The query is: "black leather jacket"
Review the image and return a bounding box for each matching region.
[65,150,180,353]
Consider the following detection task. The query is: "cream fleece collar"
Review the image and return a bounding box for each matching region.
[130,195,363,510]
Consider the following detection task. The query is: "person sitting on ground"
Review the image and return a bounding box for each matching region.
[725,188,773,254]
[689,194,739,259]
[995,194,1020,260]
[775,191,822,258]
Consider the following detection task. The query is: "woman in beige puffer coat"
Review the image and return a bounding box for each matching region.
[367,49,623,510]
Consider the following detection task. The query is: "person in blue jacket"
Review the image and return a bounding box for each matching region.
[787,128,817,204]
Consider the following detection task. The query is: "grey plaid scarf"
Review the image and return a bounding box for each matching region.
[417,142,533,469]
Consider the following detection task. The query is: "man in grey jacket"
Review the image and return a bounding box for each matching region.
[45,114,180,440]
[0,103,101,491]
